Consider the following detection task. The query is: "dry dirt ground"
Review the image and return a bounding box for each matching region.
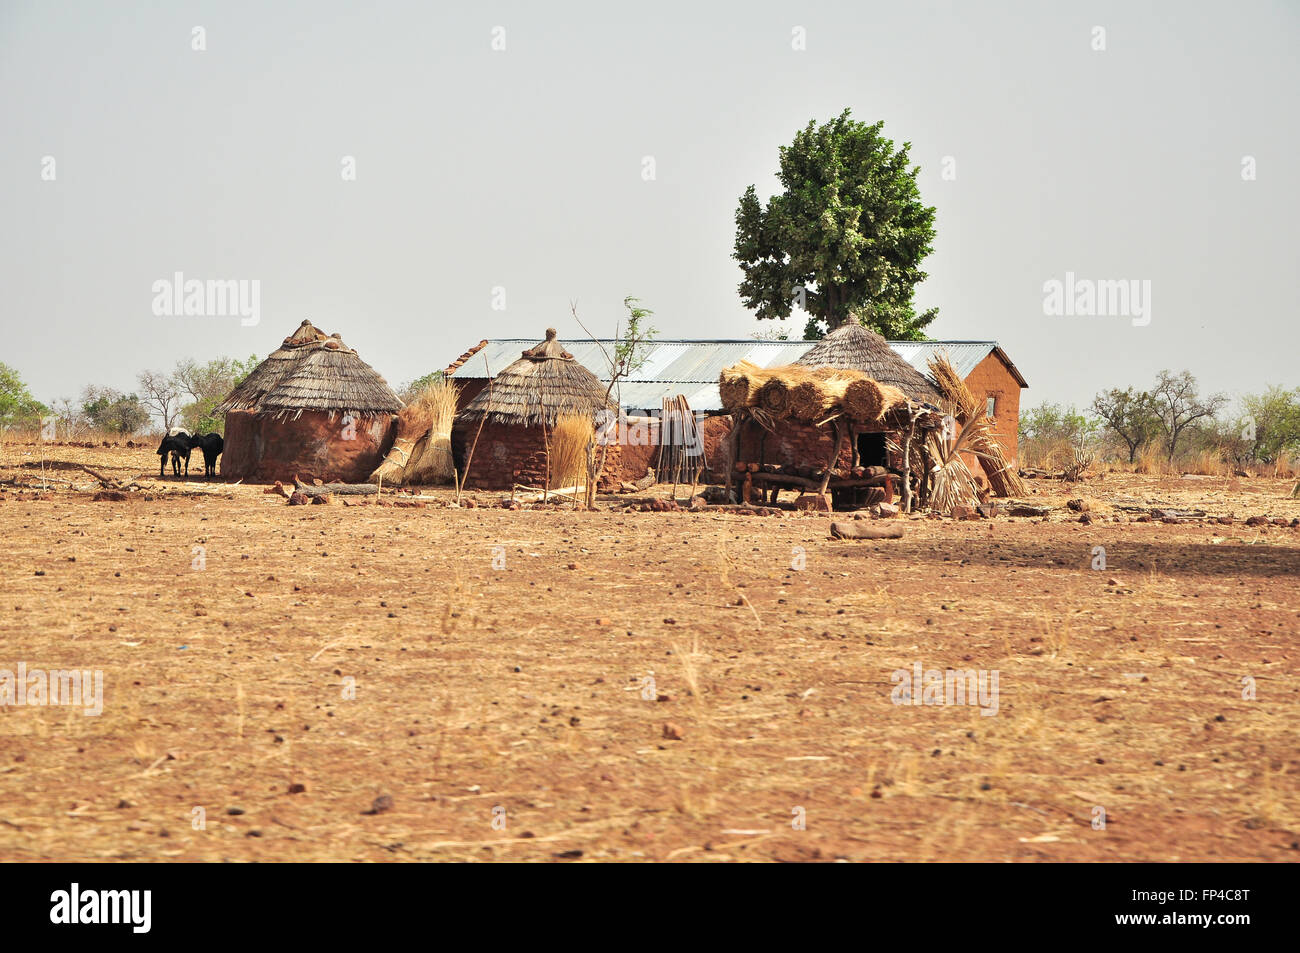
[1,441,1298,862]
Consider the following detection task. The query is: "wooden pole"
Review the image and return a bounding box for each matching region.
[900,407,916,513]
[724,413,740,502]
[816,421,842,505]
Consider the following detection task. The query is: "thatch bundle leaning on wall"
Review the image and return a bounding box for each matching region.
[546,413,593,492]
[369,378,459,485]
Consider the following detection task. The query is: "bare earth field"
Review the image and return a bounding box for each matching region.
[1,441,1297,862]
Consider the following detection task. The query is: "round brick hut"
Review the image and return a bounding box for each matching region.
[219,320,403,483]
[452,327,618,491]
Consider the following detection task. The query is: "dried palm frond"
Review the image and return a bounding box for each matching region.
[926,413,985,513]
[926,352,1026,497]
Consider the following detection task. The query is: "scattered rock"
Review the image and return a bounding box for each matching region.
[662,722,685,741]
[92,490,130,502]
[794,492,831,512]
[831,521,904,540]
[363,794,395,815]
[1008,505,1049,518]
[1067,499,1088,512]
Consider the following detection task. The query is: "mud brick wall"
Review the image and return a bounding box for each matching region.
[607,414,735,483]
[959,353,1022,473]
[452,421,622,491]
[221,409,395,484]
[737,419,903,471]
[451,378,488,415]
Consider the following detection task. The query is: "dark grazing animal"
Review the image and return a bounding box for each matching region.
[189,433,224,477]
[156,431,192,477]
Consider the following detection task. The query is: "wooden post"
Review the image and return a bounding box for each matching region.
[723,413,740,502]
[816,421,842,505]
[900,406,916,514]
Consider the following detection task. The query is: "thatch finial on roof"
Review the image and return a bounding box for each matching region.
[460,327,610,427]
[522,326,573,361]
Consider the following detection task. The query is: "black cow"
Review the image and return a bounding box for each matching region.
[189,433,224,477]
[156,431,192,477]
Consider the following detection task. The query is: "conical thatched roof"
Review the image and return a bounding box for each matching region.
[220,319,402,415]
[457,327,615,428]
[796,323,940,401]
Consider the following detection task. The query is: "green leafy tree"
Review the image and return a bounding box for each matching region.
[81,386,149,435]
[1091,387,1162,463]
[398,370,445,402]
[175,354,258,434]
[612,296,657,377]
[1239,385,1300,464]
[1018,402,1099,450]
[0,363,47,428]
[733,109,938,340]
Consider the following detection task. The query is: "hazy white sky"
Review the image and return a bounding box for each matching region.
[2,0,1297,412]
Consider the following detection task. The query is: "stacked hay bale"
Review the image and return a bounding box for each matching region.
[719,362,906,425]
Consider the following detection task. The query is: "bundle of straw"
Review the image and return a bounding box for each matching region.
[843,378,884,420]
[757,377,793,416]
[369,378,459,485]
[547,412,593,491]
[877,383,907,417]
[788,370,860,421]
[719,360,765,412]
[926,353,1026,497]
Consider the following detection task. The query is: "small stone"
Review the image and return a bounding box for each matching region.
[364,795,394,815]
[662,722,685,741]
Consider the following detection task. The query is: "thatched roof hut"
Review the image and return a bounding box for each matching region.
[220,320,402,417]
[795,323,940,402]
[457,328,615,428]
[453,327,619,491]
[219,320,402,483]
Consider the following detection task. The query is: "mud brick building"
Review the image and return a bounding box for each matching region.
[219,320,402,483]
[445,331,1026,482]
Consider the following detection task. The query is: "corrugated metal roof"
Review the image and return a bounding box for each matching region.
[890,342,992,380]
[451,338,1021,412]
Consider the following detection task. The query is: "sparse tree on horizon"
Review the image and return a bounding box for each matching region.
[1091,386,1162,463]
[1152,370,1227,463]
